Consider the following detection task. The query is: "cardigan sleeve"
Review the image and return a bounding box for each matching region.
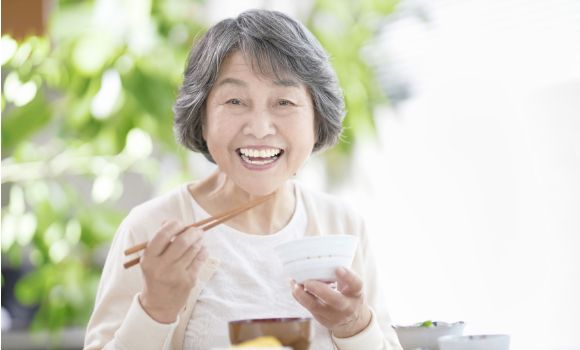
[332,308,391,350]
[83,220,178,350]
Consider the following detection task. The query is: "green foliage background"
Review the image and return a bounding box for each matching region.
[1,0,395,333]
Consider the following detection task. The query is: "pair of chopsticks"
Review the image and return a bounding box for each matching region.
[123,193,275,269]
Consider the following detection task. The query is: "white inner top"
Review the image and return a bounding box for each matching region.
[183,185,334,350]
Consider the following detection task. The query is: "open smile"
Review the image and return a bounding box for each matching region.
[236,147,285,169]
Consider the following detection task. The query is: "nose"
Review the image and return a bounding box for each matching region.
[242,108,276,139]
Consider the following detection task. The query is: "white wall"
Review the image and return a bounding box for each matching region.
[333,1,580,349]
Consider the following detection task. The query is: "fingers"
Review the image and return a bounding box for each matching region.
[176,241,203,268]
[146,220,183,256]
[163,226,204,262]
[291,269,365,317]
[292,280,326,313]
[336,267,363,297]
[187,246,208,275]
[302,280,346,310]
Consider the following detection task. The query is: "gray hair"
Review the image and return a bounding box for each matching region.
[173,9,345,163]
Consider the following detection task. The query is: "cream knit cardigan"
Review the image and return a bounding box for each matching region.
[83,181,402,350]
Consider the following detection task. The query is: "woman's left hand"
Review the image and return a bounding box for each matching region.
[291,267,372,338]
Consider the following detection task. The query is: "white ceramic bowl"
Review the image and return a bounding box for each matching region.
[393,321,465,350]
[438,334,510,350]
[274,235,358,283]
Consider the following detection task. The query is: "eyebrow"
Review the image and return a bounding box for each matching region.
[215,77,300,88]
[273,78,300,87]
[216,78,247,87]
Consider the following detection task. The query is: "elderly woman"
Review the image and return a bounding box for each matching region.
[84,9,401,350]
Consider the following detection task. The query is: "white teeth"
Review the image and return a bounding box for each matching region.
[241,157,276,165]
[239,147,282,166]
[239,148,281,158]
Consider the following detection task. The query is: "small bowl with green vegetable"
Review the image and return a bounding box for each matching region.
[393,320,465,350]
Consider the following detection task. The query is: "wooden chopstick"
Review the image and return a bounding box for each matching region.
[122,193,274,269]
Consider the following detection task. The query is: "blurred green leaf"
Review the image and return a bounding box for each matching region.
[1,92,52,152]
[123,66,176,146]
[15,269,43,305]
[307,0,396,181]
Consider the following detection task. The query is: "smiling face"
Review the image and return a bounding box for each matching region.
[203,51,316,195]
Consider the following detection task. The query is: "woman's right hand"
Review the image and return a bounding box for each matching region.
[138,220,208,323]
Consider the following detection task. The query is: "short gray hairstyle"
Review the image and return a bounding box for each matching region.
[173,9,345,163]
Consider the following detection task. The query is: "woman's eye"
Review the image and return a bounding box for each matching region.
[226,98,242,105]
[278,99,294,106]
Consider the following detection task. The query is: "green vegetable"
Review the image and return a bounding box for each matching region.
[420,320,434,327]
